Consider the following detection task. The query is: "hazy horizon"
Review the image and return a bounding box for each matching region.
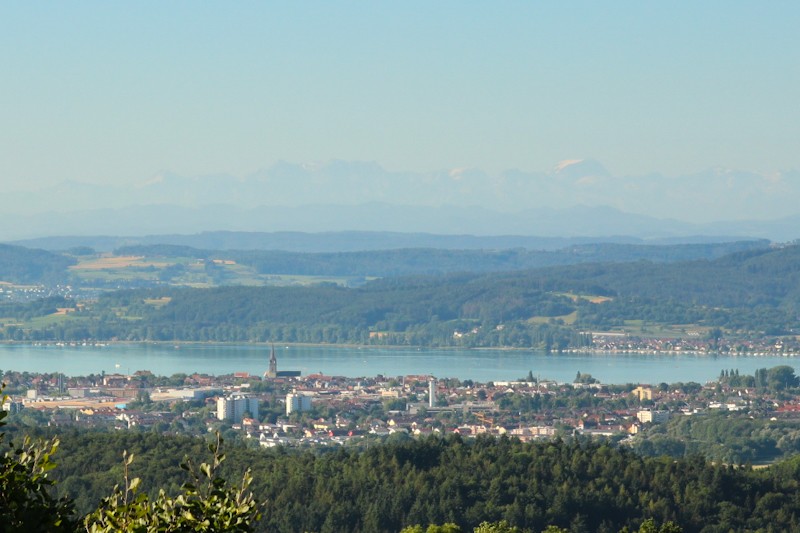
[2,2,799,190]
[3,3,800,241]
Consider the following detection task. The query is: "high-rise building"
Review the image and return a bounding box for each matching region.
[286,392,312,415]
[429,379,436,408]
[217,395,259,422]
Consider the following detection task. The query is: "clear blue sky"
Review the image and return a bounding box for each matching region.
[1,1,798,189]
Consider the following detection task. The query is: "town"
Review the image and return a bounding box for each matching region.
[4,347,800,454]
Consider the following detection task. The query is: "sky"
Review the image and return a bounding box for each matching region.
[1,1,799,190]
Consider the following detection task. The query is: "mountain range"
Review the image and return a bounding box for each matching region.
[3,159,800,241]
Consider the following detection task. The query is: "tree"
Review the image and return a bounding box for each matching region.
[84,434,261,533]
[473,521,522,533]
[2,379,261,533]
[574,372,599,385]
[767,366,799,391]
[631,519,682,533]
[0,386,76,533]
[400,525,464,533]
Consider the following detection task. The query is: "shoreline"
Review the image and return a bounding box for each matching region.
[0,339,795,357]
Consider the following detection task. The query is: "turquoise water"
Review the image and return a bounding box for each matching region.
[0,343,798,384]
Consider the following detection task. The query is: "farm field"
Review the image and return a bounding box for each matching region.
[68,254,369,289]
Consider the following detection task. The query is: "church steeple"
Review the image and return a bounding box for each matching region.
[267,344,278,379]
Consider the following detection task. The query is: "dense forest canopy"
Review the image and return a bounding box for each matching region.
[523,244,800,311]
[11,430,800,533]
[109,244,800,340]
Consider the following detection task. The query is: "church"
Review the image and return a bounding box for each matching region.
[264,345,302,379]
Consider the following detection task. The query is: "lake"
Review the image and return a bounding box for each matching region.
[0,343,798,384]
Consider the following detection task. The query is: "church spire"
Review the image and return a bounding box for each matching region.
[267,343,278,378]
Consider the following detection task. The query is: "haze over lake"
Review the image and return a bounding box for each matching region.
[2,343,798,384]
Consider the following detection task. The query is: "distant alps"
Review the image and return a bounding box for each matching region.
[2,159,800,241]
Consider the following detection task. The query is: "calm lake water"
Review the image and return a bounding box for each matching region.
[1,343,799,384]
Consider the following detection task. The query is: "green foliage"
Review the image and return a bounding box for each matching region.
[35,430,800,533]
[633,411,800,464]
[84,435,261,533]
[628,519,682,533]
[766,365,800,390]
[2,384,260,533]
[400,524,465,533]
[401,519,684,533]
[574,372,598,384]
[719,366,800,392]
[473,521,522,533]
[0,385,76,532]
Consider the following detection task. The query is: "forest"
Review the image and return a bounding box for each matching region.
[9,428,800,533]
[5,243,800,346]
[0,243,75,285]
[113,240,768,278]
[0,239,770,287]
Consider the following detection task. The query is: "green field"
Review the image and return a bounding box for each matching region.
[22,313,89,328]
[527,310,578,324]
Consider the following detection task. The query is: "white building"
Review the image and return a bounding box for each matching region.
[637,410,671,424]
[286,392,312,415]
[217,395,259,422]
[2,400,24,414]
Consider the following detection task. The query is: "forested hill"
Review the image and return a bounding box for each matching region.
[0,243,76,284]
[519,244,800,310]
[114,240,769,277]
[9,242,800,345]
[71,244,800,345]
[41,431,800,533]
[149,275,605,328]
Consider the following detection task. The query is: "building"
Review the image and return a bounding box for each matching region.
[264,345,302,379]
[286,392,312,415]
[633,386,653,401]
[217,395,259,422]
[2,400,23,414]
[266,345,278,379]
[429,379,436,408]
[637,410,671,424]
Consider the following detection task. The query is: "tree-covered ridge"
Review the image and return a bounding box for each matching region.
[524,244,800,311]
[27,430,800,533]
[0,243,76,285]
[150,276,599,328]
[113,240,769,278]
[97,244,800,342]
[8,243,800,345]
